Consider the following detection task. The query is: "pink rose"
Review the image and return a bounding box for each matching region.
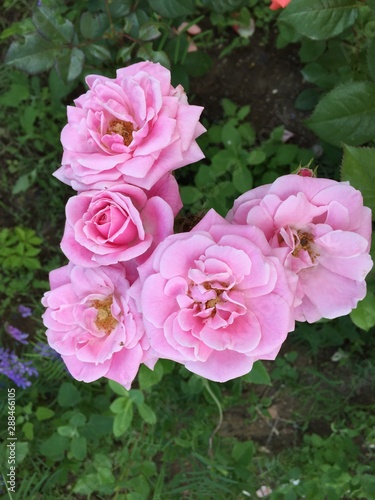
[270,0,290,10]
[54,61,206,191]
[131,210,296,382]
[42,263,155,388]
[227,175,373,323]
[60,183,176,267]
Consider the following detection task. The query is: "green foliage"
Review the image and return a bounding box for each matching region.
[1,1,374,498]
[179,98,314,216]
[307,82,375,146]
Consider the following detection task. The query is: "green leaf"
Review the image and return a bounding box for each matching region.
[0,83,29,107]
[136,402,157,425]
[36,406,55,421]
[137,44,170,69]
[5,33,58,74]
[138,361,164,390]
[350,291,375,331]
[110,397,129,414]
[113,399,133,437]
[80,12,109,39]
[247,149,266,165]
[279,0,358,40]
[242,361,271,385]
[180,185,202,205]
[148,0,194,18]
[341,144,375,212]
[368,39,375,82]
[306,81,375,146]
[58,382,81,407]
[108,379,129,396]
[183,51,212,77]
[40,433,69,459]
[70,436,87,461]
[129,389,144,405]
[139,21,161,41]
[232,165,253,193]
[221,122,241,150]
[86,43,112,62]
[32,6,75,42]
[22,422,34,441]
[295,88,321,110]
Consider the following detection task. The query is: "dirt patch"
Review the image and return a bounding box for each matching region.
[191,30,317,148]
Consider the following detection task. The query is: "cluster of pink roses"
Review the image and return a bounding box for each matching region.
[42,62,373,389]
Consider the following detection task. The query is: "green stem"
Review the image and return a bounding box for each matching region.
[202,378,223,460]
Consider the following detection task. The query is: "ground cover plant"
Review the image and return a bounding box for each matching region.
[1,0,375,498]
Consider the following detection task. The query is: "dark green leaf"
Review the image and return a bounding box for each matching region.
[306,82,375,146]
[58,382,82,407]
[32,6,75,43]
[138,361,164,390]
[242,361,271,385]
[341,144,375,212]
[295,88,321,110]
[5,33,57,73]
[350,291,375,331]
[113,399,133,437]
[70,436,87,461]
[148,0,194,18]
[368,39,375,82]
[232,165,253,193]
[279,0,358,40]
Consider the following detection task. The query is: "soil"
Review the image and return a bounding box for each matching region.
[191,29,317,148]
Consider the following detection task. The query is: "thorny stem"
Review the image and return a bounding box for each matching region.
[202,378,223,460]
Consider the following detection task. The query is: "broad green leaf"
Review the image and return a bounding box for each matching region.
[295,88,321,110]
[86,43,112,62]
[36,406,55,421]
[136,402,157,425]
[138,361,164,390]
[221,122,241,150]
[232,165,253,193]
[341,144,375,212]
[180,185,202,205]
[231,440,255,465]
[306,82,375,146]
[148,0,194,18]
[279,0,358,40]
[80,12,109,39]
[0,83,29,107]
[22,422,34,441]
[183,51,212,77]
[108,0,132,18]
[57,382,81,407]
[137,44,170,69]
[350,291,375,331]
[242,360,271,385]
[33,6,75,42]
[110,397,129,414]
[247,149,266,165]
[139,21,161,41]
[66,47,85,81]
[70,436,87,461]
[368,39,375,82]
[5,33,58,73]
[113,399,133,437]
[129,389,144,405]
[40,433,69,459]
[108,379,129,396]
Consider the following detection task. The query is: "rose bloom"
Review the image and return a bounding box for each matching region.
[131,210,296,382]
[42,263,155,388]
[227,174,373,323]
[54,61,206,191]
[60,180,178,268]
[270,0,290,10]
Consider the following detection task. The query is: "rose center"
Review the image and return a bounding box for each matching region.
[107,120,135,146]
[91,295,118,334]
[292,230,319,263]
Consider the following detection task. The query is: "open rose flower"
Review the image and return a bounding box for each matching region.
[54,61,206,191]
[227,174,373,323]
[130,210,296,382]
[60,183,176,267]
[270,0,290,10]
[42,263,155,388]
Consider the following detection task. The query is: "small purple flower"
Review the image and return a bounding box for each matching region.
[34,342,61,360]
[18,305,32,318]
[0,348,38,389]
[6,325,29,345]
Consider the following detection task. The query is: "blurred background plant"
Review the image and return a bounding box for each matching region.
[1,0,375,498]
